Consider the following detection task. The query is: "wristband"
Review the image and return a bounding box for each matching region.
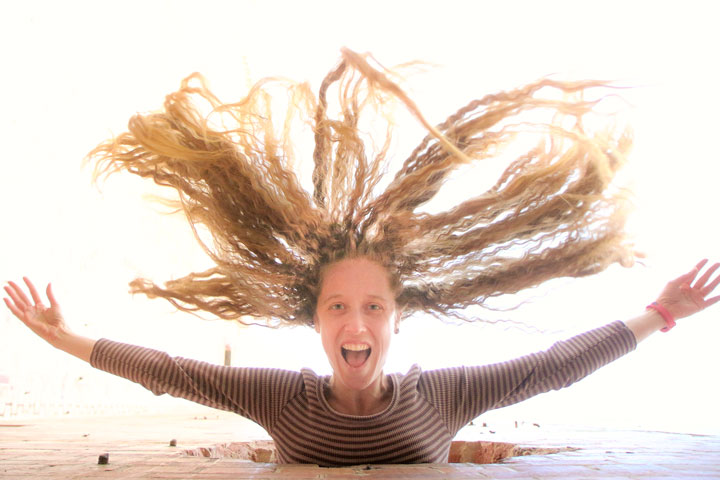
[646,301,676,332]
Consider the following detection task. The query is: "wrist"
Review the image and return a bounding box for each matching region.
[47,327,78,350]
[646,301,676,332]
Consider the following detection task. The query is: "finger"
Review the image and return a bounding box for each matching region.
[4,285,26,310]
[3,296,24,320]
[696,258,709,270]
[7,281,31,307]
[693,262,719,290]
[23,277,43,305]
[701,271,720,297]
[46,283,59,308]
[670,264,702,286]
[704,295,720,308]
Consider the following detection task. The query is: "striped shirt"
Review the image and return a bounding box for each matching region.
[90,321,636,466]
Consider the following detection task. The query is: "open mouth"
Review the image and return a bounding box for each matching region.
[341,344,371,367]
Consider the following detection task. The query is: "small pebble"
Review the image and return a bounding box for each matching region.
[169,439,177,447]
[98,453,109,465]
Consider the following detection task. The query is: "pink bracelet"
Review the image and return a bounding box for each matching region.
[646,301,676,332]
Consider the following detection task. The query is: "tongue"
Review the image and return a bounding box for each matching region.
[345,349,369,368]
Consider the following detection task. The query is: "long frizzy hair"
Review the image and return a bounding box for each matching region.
[88,48,635,327]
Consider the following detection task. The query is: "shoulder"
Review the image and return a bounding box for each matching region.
[299,367,326,404]
[415,364,469,390]
[397,364,469,395]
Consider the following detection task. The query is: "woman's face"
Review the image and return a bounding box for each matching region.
[314,257,400,392]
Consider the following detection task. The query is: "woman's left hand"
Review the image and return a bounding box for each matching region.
[656,259,720,320]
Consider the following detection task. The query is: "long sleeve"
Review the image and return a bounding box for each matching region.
[418,320,637,435]
[90,339,305,431]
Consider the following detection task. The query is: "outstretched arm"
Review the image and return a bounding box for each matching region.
[3,277,304,429]
[3,277,96,362]
[624,259,720,342]
[421,260,720,433]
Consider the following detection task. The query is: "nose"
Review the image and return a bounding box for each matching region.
[344,308,368,335]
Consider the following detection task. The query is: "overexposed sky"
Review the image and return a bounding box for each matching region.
[1,0,719,433]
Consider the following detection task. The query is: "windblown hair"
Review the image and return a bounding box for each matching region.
[88,48,635,327]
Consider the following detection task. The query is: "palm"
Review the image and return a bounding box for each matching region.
[656,260,720,320]
[24,303,64,335]
[4,278,69,344]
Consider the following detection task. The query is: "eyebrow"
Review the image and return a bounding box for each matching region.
[319,293,390,304]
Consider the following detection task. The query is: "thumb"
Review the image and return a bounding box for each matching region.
[670,264,702,286]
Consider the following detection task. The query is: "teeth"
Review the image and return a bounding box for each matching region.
[342,343,370,351]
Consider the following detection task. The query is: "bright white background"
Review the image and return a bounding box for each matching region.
[1,1,718,434]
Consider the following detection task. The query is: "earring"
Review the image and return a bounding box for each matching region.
[394,325,400,334]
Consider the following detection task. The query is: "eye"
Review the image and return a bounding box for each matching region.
[367,303,383,311]
[329,303,344,311]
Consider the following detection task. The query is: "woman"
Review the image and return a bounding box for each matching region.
[4,259,719,465]
[4,49,719,465]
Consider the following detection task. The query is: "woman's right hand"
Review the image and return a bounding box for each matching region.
[4,277,70,346]
[4,278,95,362]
